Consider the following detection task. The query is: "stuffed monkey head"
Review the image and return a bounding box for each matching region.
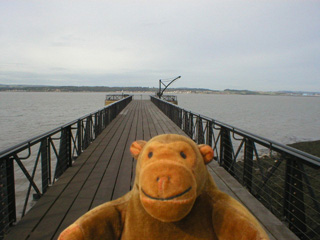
[130,134,214,222]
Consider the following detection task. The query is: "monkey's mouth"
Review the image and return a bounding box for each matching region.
[141,187,192,201]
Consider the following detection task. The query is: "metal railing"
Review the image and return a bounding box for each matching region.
[151,96,320,240]
[0,96,132,239]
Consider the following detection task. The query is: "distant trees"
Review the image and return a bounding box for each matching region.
[0,85,213,93]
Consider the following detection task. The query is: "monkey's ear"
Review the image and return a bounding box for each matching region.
[130,140,147,159]
[198,144,214,164]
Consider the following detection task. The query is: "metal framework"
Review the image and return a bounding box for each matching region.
[0,96,132,239]
[157,76,181,99]
[151,96,320,240]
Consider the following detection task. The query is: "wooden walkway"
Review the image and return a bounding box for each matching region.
[4,100,298,240]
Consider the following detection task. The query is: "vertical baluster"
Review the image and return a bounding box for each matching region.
[220,127,234,175]
[284,157,306,238]
[94,113,98,137]
[56,126,72,179]
[178,109,182,129]
[243,138,254,192]
[189,113,194,139]
[77,120,82,156]
[67,126,72,167]
[41,138,49,193]
[206,121,213,147]
[83,116,90,150]
[0,157,16,238]
[197,116,204,144]
[183,110,188,134]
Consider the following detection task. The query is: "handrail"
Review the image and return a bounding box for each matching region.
[0,96,132,239]
[151,95,320,240]
[0,98,130,158]
[199,114,320,167]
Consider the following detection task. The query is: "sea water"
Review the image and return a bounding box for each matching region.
[0,92,319,152]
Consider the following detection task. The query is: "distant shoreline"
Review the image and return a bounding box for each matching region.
[1,85,319,97]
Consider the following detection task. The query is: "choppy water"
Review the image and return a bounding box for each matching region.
[176,93,320,144]
[1,92,320,152]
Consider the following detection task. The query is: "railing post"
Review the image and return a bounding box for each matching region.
[83,116,91,150]
[94,112,98,137]
[77,120,82,155]
[105,108,110,126]
[48,138,52,184]
[284,157,306,238]
[170,105,174,122]
[103,109,107,127]
[0,157,16,238]
[97,112,102,136]
[219,127,234,175]
[99,111,103,133]
[94,112,102,137]
[189,113,194,139]
[110,104,115,121]
[178,109,182,129]
[243,138,254,192]
[101,109,105,129]
[41,138,50,193]
[68,126,72,166]
[197,116,204,144]
[56,126,72,179]
[173,107,177,126]
[183,110,189,134]
[206,121,213,147]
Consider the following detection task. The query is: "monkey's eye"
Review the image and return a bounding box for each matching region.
[148,152,153,158]
[180,151,187,159]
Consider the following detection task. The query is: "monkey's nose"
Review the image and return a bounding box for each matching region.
[157,176,171,193]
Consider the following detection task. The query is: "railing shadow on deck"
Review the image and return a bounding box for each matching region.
[151,96,320,240]
[0,96,132,239]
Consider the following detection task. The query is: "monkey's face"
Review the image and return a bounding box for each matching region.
[130,134,214,222]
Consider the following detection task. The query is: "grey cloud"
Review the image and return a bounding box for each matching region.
[0,0,319,91]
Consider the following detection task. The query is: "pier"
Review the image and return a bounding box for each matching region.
[1,97,319,240]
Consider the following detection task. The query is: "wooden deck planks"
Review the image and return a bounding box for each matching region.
[111,101,140,200]
[4,100,297,240]
[52,102,140,238]
[29,101,139,239]
[4,103,130,240]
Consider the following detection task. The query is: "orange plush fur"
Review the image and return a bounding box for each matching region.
[58,134,269,240]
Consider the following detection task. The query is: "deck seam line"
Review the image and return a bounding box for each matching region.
[110,103,139,200]
[146,101,159,136]
[207,163,277,239]
[130,101,141,189]
[148,101,172,134]
[88,101,138,208]
[142,101,152,139]
[148,102,168,134]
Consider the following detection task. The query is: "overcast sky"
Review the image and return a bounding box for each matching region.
[0,1,319,91]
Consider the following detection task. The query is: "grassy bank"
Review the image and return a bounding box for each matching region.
[288,140,320,158]
[232,139,320,239]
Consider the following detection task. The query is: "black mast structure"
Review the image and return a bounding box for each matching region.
[157,76,181,99]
